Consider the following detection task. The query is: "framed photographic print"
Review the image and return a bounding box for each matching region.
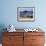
[17,7,35,22]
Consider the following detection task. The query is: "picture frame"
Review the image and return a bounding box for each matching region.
[17,7,35,22]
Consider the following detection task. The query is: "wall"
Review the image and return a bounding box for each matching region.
[0,0,46,30]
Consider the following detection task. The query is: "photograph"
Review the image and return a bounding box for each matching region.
[17,7,35,22]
